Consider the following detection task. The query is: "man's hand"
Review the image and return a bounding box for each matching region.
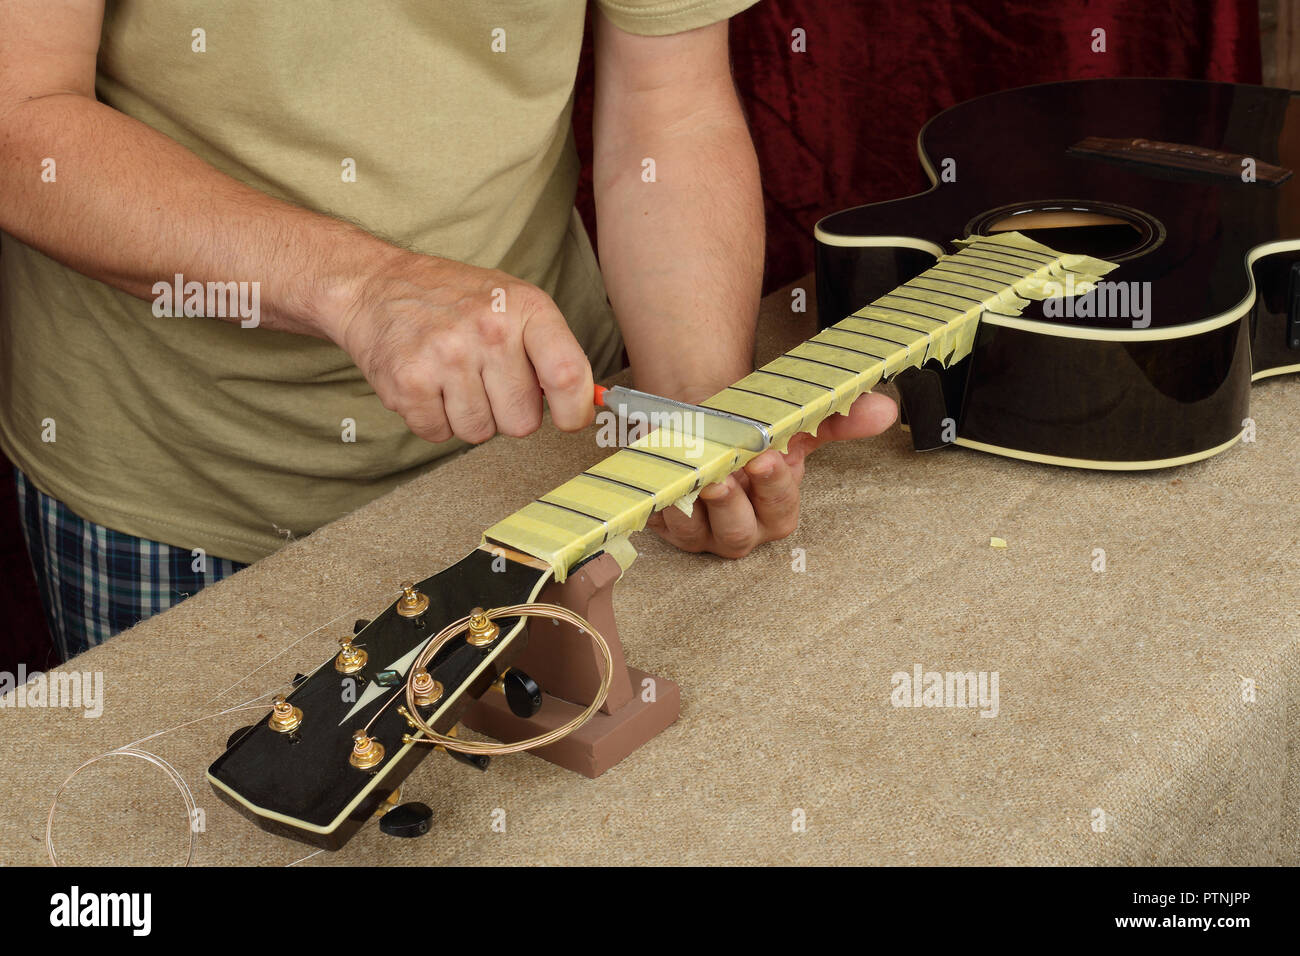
[646,391,898,557]
[327,252,595,445]
[0,0,594,451]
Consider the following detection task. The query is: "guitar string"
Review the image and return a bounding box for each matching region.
[202,593,388,705]
[399,604,613,757]
[45,695,274,867]
[47,748,199,867]
[46,578,404,868]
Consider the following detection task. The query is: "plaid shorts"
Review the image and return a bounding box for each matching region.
[13,469,246,661]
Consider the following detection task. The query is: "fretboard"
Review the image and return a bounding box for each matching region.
[483,231,1117,580]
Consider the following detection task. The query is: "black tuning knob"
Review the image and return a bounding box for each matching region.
[503,669,543,719]
[448,750,491,772]
[379,801,433,838]
[353,619,370,634]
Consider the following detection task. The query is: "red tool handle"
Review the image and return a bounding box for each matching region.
[592,384,609,407]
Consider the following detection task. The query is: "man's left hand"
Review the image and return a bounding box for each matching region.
[646,391,898,558]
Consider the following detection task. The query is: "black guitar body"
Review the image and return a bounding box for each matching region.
[816,78,1300,468]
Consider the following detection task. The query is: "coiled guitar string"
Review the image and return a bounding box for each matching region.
[44,696,275,867]
[399,603,612,755]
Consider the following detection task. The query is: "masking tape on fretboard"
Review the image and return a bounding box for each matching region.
[604,534,638,573]
[484,232,1119,580]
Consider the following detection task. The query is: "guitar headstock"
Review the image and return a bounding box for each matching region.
[207,546,552,849]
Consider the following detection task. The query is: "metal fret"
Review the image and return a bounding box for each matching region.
[877,291,965,316]
[581,470,658,497]
[903,278,985,306]
[808,337,891,361]
[727,384,808,408]
[923,267,1004,293]
[782,352,862,374]
[749,368,836,391]
[945,252,1024,280]
[534,498,607,527]
[969,240,1053,265]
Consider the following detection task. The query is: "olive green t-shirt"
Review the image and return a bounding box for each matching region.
[0,0,757,563]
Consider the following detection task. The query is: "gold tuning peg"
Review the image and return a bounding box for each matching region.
[335,635,367,674]
[349,729,385,770]
[411,669,443,708]
[466,607,499,647]
[268,694,303,734]
[396,580,429,618]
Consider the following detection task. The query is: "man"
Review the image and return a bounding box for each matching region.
[0,0,896,659]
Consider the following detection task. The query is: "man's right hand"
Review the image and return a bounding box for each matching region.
[326,252,596,445]
[0,0,595,450]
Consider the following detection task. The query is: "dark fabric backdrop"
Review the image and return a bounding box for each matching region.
[0,0,1264,671]
[573,0,1263,290]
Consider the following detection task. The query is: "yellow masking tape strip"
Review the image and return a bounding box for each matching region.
[542,474,654,522]
[700,389,800,426]
[483,231,1119,579]
[733,371,833,406]
[873,295,961,323]
[894,284,983,311]
[759,356,860,389]
[788,341,887,374]
[843,313,933,342]
[633,435,738,469]
[586,451,690,491]
[604,534,638,573]
[756,357,864,422]
[911,273,1004,296]
[485,502,604,564]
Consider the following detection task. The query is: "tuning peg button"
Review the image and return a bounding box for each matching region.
[448,750,491,772]
[379,802,433,838]
[502,669,543,719]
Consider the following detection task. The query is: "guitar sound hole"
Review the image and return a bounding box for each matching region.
[968,201,1163,262]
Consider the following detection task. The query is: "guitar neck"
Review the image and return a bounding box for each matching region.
[484,231,1117,580]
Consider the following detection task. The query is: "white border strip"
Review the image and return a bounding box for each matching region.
[950,430,1244,470]
[813,106,1300,346]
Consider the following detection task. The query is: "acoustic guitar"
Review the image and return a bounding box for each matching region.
[208,235,1117,847]
[209,77,1293,849]
[816,77,1300,468]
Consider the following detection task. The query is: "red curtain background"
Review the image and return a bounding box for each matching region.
[574,0,1263,290]
[0,0,1263,671]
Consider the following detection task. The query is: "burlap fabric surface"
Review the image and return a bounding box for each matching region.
[3,281,1297,866]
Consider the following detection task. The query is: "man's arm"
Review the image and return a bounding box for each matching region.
[591,13,761,402]
[0,0,594,444]
[592,11,897,558]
